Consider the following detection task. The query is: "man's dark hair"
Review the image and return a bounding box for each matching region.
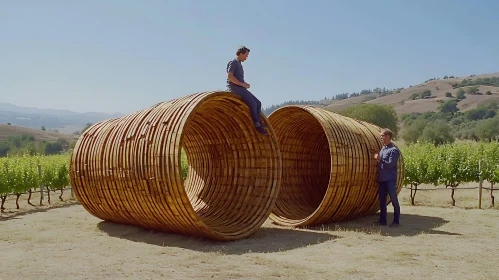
[381,128,393,138]
[236,46,250,56]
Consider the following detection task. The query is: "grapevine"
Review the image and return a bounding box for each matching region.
[0,152,70,210]
[401,141,499,207]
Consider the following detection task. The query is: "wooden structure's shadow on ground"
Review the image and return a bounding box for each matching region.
[304,213,461,237]
[97,222,338,255]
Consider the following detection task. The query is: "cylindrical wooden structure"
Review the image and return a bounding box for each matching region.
[69,91,282,241]
[267,105,404,227]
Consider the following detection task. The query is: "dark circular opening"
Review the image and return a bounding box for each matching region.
[268,107,331,224]
[181,96,280,237]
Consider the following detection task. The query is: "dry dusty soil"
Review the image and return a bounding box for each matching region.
[2,191,499,280]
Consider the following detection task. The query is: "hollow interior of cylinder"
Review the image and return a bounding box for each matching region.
[181,97,275,235]
[270,108,331,222]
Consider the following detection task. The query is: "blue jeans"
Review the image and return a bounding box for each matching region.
[229,86,262,125]
[378,180,400,224]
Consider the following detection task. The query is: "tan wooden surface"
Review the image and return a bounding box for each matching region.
[267,105,404,227]
[70,91,282,241]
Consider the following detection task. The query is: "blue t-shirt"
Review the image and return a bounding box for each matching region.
[377,142,400,182]
[226,58,245,90]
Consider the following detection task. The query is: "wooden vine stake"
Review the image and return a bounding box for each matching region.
[478,158,483,209]
[69,91,282,241]
[267,105,404,227]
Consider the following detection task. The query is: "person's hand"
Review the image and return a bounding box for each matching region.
[374,153,380,161]
[242,82,250,89]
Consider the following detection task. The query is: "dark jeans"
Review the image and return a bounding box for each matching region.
[229,86,262,126]
[378,180,400,224]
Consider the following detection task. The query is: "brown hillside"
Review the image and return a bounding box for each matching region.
[326,72,499,116]
[0,124,78,143]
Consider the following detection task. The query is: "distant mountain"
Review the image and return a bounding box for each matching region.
[0,103,124,133]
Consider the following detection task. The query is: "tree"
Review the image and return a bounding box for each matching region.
[484,110,497,119]
[409,90,433,100]
[410,92,420,100]
[486,90,492,95]
[401,118,426,144]
[439,100,459,114]
[475,116,499,142]
[338,104,400,138]
[44,142,63,155]
[466,86,480,95]
[421,90,432,98]
[41,126,46,131]
[420,120,455,145]
[0,143,9,157]
[465,106,488,121]
[335,93,349,100]
[445,92,453,98]
[456,88,466,99]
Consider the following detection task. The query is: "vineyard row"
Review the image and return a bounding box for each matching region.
[0,153,70,210]
[403,142,499,206]
[1,141,498,210]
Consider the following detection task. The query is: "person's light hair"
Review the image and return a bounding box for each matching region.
[381,128,393,138]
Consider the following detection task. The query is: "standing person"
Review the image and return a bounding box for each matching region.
[226,46,268,135]
[374,128,401,227]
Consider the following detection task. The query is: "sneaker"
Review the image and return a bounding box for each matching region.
[256,125,268,135]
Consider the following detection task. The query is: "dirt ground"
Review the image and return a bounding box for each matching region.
[2,186,499,280]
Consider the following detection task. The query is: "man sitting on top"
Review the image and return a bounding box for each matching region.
[226,46,268,135]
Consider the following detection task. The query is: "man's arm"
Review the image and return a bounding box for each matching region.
[227,61,249,88]
[227,72,247,87]
[380,148,400,168]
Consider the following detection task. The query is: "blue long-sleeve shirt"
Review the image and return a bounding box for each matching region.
[377,142,400,182]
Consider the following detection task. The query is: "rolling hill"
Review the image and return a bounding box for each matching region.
[323,72,499,116]
[0,124,78,143]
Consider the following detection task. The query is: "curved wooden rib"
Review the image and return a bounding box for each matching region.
[267,105,404,227]
[69,91,282,241]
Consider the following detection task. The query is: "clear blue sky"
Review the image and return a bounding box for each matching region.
[2,0,499,114]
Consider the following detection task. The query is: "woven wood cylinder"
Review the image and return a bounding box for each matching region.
[267,105,404,227]
[69,91,282,241]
